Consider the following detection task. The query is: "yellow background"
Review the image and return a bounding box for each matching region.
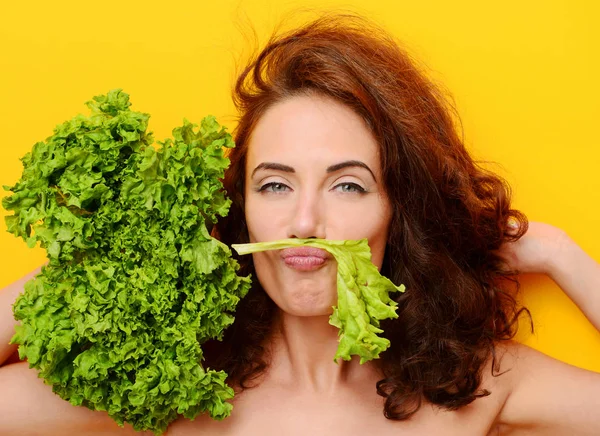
[1,1,599,370]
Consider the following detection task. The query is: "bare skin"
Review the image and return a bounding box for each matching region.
[2,95,599,435]
[167,317,511,436]
[167,337,600,436]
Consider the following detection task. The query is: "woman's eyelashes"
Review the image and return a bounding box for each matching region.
[258,181,290,193]
[332,182,366,193]
[257,181,367,194]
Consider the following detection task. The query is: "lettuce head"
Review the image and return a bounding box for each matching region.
[2,90,251,434]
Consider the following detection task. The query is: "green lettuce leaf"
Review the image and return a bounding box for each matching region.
[3,89,251,434]
[231,239,405,364]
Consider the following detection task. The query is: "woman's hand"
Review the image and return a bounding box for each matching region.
[494,220,573,276]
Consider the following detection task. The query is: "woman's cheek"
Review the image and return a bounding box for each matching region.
[330,202,390,268]
[245,197,291,242]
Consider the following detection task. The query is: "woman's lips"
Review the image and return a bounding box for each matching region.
[280,247,329,271]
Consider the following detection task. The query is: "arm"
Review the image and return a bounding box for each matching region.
[496,221,600,331]
[0,362,153,435]
[546,232,600,331]
[496,226,600,435]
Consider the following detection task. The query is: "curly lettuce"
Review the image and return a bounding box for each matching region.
[231,239,405,364]
[2,89,251,434]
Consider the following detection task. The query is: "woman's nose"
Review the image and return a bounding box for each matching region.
[287,191,326,239]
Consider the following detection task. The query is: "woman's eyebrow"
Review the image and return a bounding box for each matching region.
[326,160,376,180]
[250,160,376,180]
[251,162,295,177]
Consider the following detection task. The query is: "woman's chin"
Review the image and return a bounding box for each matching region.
[285,306,334,318]
[282,295,336,317]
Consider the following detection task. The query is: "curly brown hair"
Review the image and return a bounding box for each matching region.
[207,11,532,420]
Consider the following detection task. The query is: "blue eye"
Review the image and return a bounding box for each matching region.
[334,183,366,193]
[259,182,290,193]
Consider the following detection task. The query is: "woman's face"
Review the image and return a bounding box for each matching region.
[244,94,392,317]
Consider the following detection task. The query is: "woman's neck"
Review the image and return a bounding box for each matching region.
[265,310,379,394]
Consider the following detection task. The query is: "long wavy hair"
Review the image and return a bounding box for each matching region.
[208,11,531,420]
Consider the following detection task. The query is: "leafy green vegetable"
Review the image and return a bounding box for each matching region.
[231,239,405,364]
[2,89,251,434]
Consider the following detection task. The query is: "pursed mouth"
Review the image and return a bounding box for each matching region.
[280,247,329,271]
[282,255,327,271]
[280,247,329,259]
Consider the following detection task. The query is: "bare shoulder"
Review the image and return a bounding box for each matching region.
[0,361,152,436]
[493,340,600,435]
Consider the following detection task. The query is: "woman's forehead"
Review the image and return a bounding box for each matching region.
[246,95,380,170]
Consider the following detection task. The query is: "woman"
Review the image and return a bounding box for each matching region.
[1,12,599,436]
